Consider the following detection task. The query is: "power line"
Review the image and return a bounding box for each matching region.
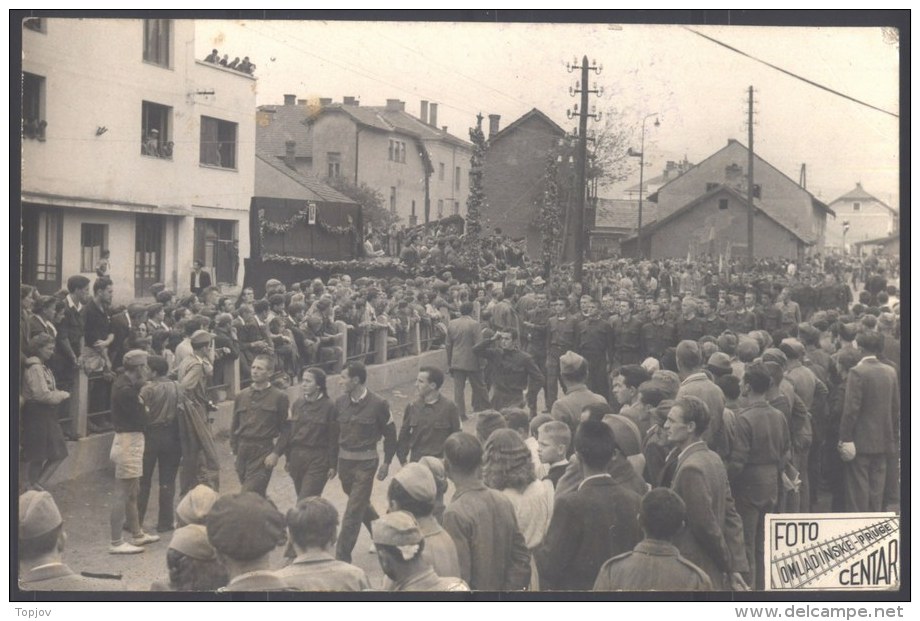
[684,27,898,119]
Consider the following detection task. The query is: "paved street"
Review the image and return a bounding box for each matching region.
[44,374,492,592]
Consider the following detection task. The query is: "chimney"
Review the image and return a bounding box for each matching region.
[420,100,429,124]
[343,96,357,106]
[297,98,307,106]
[429,103,438,127]
[442,126,448,133]
[283,94,296,106]
[386,99,405,112]
[488,114,501,138]
[319,97,332,106]
[284,140,296,169]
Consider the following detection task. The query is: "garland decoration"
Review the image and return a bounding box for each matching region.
[259,206,356,236]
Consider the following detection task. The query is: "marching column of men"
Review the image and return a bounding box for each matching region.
[18,256,900,592]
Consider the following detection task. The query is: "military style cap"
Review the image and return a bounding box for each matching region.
[169,524,216,561]
[393,463,436,503]
[122,349,149,368]
[779,338,806,359]
[762,347,788,366]
[206,492,285,560]
[372,511,422,547]
[418,456,448,494]
[706,352,733,373]
[176,484,219,525]
[559,350,587,375]
[127,303,148,316]
[190,329,214,346]
[19,491,63,539]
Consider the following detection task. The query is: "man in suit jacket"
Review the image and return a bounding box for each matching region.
[666,395,748,591]
[535,420,642,591]
[839,331,900,513]
[190,260,212,296]
[446,301,489,419]
[676,340,728,459]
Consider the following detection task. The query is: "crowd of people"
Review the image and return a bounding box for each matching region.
[18,249,901,592]
[203,49,256,75]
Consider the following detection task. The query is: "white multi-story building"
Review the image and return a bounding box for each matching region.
[21,18,254,303]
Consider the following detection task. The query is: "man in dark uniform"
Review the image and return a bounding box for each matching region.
[727,362,790,590]
[594,487,712,591]
[611,299,643,368]
[54,275,90,393]
[545,296,579,409]
[759,290,783,335]
[335,361,397,563]
[522,292,550,416]
[230,354,290,497]
[676,298,706,343]
[473,328,545,411]
[698,298,727,339]
[737,290,762,333]
[641,303,676,361]
[576,297,614,402]
[397,366,461,464]
[20,491,122,591]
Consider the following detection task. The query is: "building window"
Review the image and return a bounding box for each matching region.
[81,224,108,273]
[390,187,397,213]
[35,210,61,284]
[194,219,239,285]
[454,200,460,215]
[437,199,444,218]
[705,182,719,192]
[752,184,762,199]
[143,19,171,67]
[439,163,445,181]
[455,166,461,190]
[718,198,729,210]
[141,101,173,158]
[24,18,44,33]
[853,202,861,211]
[200,116,237,169]
[327,152,341,178]
[22,72,46,141]
[388,140,407,163]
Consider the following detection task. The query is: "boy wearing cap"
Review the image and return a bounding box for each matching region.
[231,354,290,497]
[109,350,160,554]
[373,511,469,591]
[207,492,293,592]
[20,491,119,591]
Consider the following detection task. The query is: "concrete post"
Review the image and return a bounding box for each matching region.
[334,320,348,372]
[373,326,388,365]
[409,320,421,356]
[226,356,241,399]
[72,368,89,439]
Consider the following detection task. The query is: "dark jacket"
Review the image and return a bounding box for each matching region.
[536,474,642,591]
[839,357,899,454]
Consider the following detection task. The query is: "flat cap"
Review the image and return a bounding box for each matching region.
[601,414,642,456]
[127,303,148,316]
[206,492,285,560]
[149,282,166,295]
[19,491,63,539]
[169,524,216,561]
[372,510,422,547]
[707,352,733,374]
[146,302,164,315]
[762,347,788,366]
[779,338,806,359]
[559,350,587,375]
[122,349,149,368]
[650,370,681,400]
[176,484,219,525]
[393,463,436,503]
[190,329,214,346]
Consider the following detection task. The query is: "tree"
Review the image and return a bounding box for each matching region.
[589,106,638,190]
[323,177,400,232]
[463,113,487,278]
[539,151,564,278]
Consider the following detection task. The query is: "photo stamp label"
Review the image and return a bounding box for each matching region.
[765,513,899,591]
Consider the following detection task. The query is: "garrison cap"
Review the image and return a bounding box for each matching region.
[19,491,63,539]
[372,510,422,547]
[206,492,285,560]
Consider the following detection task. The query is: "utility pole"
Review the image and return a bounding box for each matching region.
[567,55,603,283]
[747,85,755,264]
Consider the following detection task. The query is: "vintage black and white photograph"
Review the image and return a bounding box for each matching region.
[15,12,905,600]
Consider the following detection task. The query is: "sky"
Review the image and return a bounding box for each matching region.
[195,19,901,206]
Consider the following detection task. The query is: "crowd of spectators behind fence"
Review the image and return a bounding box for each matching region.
[17,246,901,592]
[203,49,255,75]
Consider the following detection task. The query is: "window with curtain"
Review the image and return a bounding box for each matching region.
[81,224,107,272]
[143,19,171,67]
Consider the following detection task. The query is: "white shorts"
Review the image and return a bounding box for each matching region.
[110,432,145,479]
